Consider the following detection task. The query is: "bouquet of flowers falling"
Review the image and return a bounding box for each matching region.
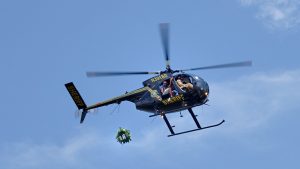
[116,127,131,144]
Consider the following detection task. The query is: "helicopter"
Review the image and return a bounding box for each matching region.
[65,23,252,137]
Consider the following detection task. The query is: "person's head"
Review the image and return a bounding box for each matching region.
[177,75,182,80]
[163,80,167,86]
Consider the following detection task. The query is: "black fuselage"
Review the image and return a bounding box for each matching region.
[135,73,209,114]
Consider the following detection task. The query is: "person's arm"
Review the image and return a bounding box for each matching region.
[168,77,173,88]
[160,86,164,93]
[176,79,184,88]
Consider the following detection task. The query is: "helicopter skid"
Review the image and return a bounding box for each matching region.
[168,120,225,137]
[161,108,225,137]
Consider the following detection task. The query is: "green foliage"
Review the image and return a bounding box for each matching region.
[116,127,131,144]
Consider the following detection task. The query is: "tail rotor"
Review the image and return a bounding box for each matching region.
[65,82,88,123]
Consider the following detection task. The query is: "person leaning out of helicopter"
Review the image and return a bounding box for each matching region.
[176,75,193,91]
[160,80,172,96]
[160,77,178,96]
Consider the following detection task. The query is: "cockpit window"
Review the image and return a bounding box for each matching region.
[189,77,194,83]
[175,74,194,92]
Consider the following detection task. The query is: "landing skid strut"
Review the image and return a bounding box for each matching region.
[161,108,225,137]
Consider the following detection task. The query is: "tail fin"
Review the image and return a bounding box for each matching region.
[65,82,88,123]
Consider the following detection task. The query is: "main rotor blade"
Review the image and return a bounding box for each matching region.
[179,61,252,71]
[86,71,160,77]
[159,23,170,68]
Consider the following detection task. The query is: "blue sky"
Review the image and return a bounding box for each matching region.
[0,0,300,168]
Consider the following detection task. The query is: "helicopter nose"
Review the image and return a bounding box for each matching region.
[199,85,209,98]
[203,90,209,97]
[195,79,209,99]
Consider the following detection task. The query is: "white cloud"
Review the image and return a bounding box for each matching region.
[239,0,300,30]
[120,69,300,142]
[209,70,300,131]
[0,132,107,169]
[1,70,300,169]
